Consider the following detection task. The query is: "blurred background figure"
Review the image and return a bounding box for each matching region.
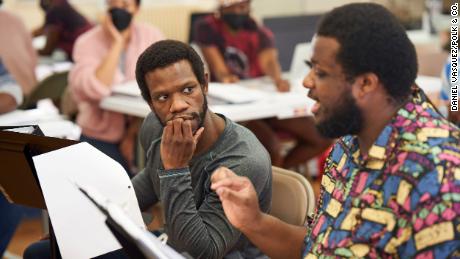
[69,0,164,175]
[32,0,93,61]
[0,1,38,256]
[193,0,332,170]
[0,2,37,107]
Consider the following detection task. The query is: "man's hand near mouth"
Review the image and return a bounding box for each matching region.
[160,118,204,170]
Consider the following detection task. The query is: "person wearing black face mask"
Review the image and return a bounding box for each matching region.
[109,7,133,32]
[32,0,92,60]
[66,0,165,176]
[23,2,165,255]
[220,13,251,30]
[193,0,333,170]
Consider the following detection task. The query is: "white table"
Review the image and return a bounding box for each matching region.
[100,75,442,121]
[101,77,314,122]
[0,106,81,140]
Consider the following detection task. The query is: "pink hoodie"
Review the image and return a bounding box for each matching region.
[69,22,164,142]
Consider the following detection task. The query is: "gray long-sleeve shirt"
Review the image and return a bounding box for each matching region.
[132,113,272,259]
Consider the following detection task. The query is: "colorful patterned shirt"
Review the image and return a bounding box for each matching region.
[303,89,460,258]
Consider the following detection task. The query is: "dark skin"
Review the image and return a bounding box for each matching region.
[200,1,289,91]
[32,0,60,56]
[210,36,403,258]
[305,37,401,154]
[145,60,226,170]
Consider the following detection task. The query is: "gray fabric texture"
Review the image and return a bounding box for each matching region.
[132,112,272,259]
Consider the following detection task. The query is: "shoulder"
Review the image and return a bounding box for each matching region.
[197,14,217,25]
[0,10,23,26]
[213,117,272,179]
[195,14,219,31]
[75,25,104,45]
[73,25,106,52]
[399,116,460,166]
[139,112,163,154]
[258,25,273,36]
[390,120,459,206]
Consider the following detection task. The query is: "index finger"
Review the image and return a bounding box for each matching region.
[182,119,193,139]
[161,120,173,143]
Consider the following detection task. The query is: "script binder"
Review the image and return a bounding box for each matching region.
[0,126,76,208]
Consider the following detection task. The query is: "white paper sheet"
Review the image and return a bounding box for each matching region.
[112,81,141,96]
[32,142,145,259]
[208,82,269,103]
[78,184,185,259]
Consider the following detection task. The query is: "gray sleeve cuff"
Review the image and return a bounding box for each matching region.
[158,167,191,179]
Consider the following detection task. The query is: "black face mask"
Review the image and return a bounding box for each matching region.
[109,8,133,32]
[221,13,250,30]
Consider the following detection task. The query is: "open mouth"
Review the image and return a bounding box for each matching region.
[311,102,321,115]
[307,92,321,115]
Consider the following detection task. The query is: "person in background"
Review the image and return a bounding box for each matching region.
[0,2,38,256]
[24,39,272,259]
[0,62,23,114]
[211,3,460,258]
[32,0,92,61]
[0,3,37,98]
[194,0,331,169]
[69,0,164,174]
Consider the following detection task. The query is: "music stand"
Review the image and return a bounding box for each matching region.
[0,126,77,259]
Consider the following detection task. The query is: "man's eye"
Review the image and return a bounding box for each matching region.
[183,87,194,94]
[314,69,327,78]
[157,95,168,101]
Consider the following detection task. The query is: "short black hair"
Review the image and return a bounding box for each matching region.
[135,0,140,6]
[136,40,206,103]
[317,3,418,103]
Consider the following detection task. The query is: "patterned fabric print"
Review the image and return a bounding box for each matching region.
[303,89,460,259]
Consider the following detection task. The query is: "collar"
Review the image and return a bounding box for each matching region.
[339,87,439,170]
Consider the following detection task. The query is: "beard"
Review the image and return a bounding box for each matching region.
[156,94,208,133]
[315,92,363,139]
[197,96,208,129]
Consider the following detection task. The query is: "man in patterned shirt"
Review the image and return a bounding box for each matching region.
[210,3,460,258]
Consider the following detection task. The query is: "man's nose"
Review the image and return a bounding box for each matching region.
[302,70,315,89]
[169,94,189,114]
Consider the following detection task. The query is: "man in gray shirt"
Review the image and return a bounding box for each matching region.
[133,39,272,259]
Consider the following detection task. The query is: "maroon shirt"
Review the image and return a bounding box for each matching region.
[44,1,92,59]
[194,14,274,80]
